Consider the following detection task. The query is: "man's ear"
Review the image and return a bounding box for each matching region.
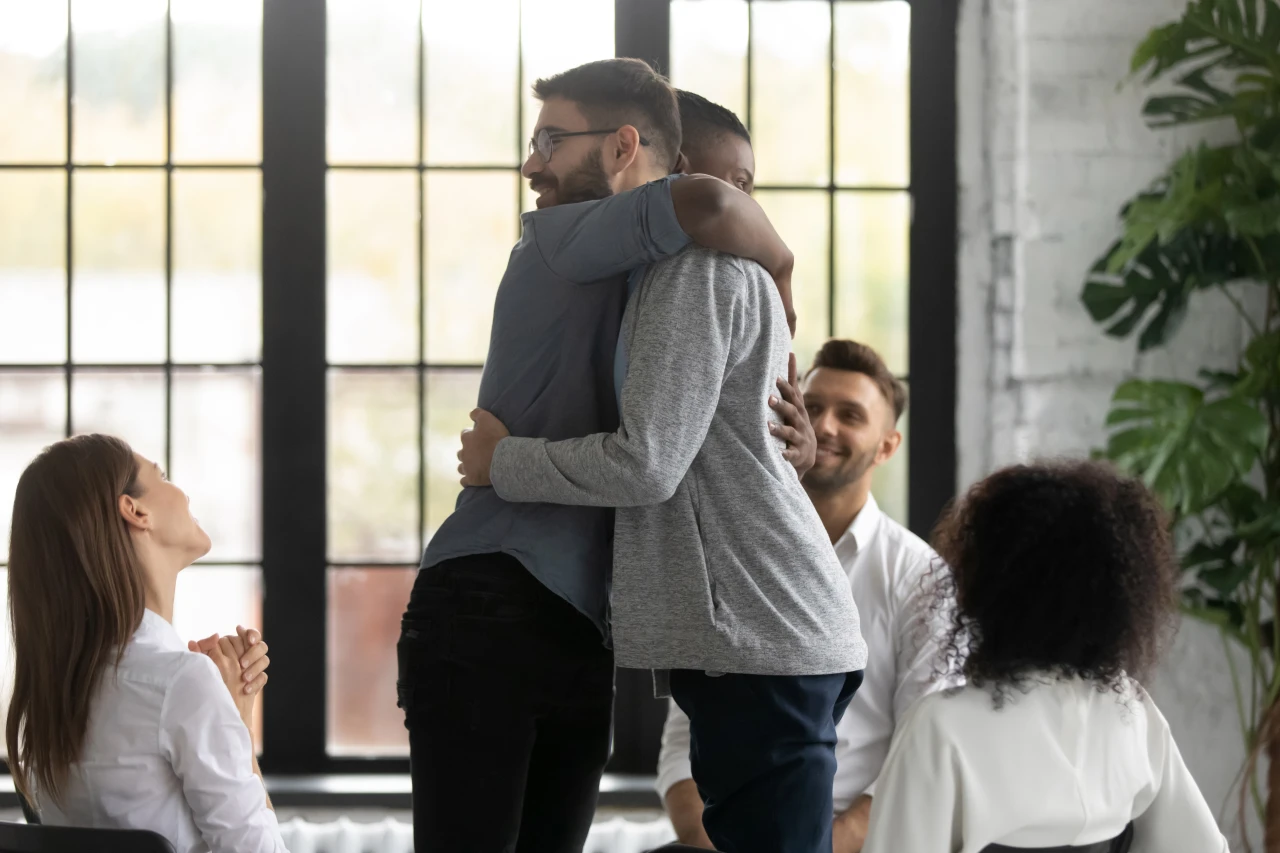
[673,150,690,175]
[610,125,644,174]
[876,429,904,467]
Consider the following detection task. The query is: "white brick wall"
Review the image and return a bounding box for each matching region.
[956,0,1262,839]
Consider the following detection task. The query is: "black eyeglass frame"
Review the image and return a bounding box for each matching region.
[528,127,652,162]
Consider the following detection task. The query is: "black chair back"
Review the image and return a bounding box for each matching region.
[983,822,1134,853]
[0,821,176,853]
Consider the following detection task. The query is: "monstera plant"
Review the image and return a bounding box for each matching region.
[1081,0,1279,845]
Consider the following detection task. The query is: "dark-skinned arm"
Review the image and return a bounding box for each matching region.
[671,175,796,334]
[534,176,796,334]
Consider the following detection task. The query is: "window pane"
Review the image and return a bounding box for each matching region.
[750,1,829,186]
[424,0,519,166]
[327,0,418,165]
[522,180,539,216]
[424,368,481,542]
[71,0,166,164]
[172,565,263,749]
[172,369,261,562]
[835,192,909,375]
[72,169,166,363]
[0,371,65,555]
[755,190,829,370]
[0,170,65,363]
[172,169,262,363]
[328,171,419,364]
[0,0,67,162]
[328,370,419,563]
[521,0,613,143]
[425,172,516,364]
[835,1,909,187]
[171,0,263,163]
[171,368,261,560]
[71,369,166,464]
[326,567,416,755]
[670,0,747,121]
[873,403,908,526]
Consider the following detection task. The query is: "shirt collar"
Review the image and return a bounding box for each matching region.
[134,608,187,653]
[835,493,883,555]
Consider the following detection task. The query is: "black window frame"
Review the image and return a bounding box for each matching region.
[1,0,955,781]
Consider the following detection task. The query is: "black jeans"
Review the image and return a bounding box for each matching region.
[669,669,864,853]
[397,553,615,853]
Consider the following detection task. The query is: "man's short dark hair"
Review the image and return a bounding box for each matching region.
[676,90,750,154]
[809,339,908,423]
[533,59,681,172]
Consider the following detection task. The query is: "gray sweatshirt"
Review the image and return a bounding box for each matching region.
[491,245,868,677]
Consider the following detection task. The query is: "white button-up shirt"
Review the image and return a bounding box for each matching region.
[656,494,946,813]
[38,609,287,853]
[863,678,1230,852]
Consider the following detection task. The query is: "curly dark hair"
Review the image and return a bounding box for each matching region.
[928,459,1179,700]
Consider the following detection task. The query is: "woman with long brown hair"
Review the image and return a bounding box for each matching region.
[5,434,286,853]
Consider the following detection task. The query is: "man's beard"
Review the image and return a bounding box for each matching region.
[531,147,612,206]
[804,444,878,494]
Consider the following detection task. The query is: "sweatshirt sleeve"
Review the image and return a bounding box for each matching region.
[490,248,745,507]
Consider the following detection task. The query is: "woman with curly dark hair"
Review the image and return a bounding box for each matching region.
[862,460,1227,853]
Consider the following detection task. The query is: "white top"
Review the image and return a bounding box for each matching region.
[38,609,288,853]
[656,495,946,812]
[863,678,1230,853]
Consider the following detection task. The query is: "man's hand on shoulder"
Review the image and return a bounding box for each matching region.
[458,409,511,487]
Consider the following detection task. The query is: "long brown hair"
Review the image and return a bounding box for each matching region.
[6,434,148,805]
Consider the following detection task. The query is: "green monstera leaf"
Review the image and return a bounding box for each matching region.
[1082,225,1253,350]
[1104,380,1267,514]
[1236,329,1280,399]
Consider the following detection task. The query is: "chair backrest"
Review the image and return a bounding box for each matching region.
[0,821,176,853]
[983,822,1134,853]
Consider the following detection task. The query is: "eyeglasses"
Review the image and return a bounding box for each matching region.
[527,127,652,163]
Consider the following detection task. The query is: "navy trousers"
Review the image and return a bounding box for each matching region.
[669,669,864,853]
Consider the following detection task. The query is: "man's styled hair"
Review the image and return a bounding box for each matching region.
[676,89,750,154]
[809,339,908,423]
[533,58,681,172]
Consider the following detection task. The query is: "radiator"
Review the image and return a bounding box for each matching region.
[277,816,677,853]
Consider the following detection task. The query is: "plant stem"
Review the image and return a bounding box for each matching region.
[1219,282,1263,337]
[1227,625,1268,832]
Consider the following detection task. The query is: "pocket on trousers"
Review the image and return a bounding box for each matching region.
[396,620,447,714]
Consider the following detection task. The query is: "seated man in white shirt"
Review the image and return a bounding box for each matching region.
[658,339,947,853]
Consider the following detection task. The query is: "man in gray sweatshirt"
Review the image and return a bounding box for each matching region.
[400,59,808,853]
[459,176,869,853]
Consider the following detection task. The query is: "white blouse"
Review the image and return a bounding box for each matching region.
[38,609,287,853]
[863,677,1229,853]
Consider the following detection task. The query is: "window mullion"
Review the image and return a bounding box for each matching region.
[261,0,328,773]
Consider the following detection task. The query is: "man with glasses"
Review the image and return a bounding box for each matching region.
[398,58,803,853]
